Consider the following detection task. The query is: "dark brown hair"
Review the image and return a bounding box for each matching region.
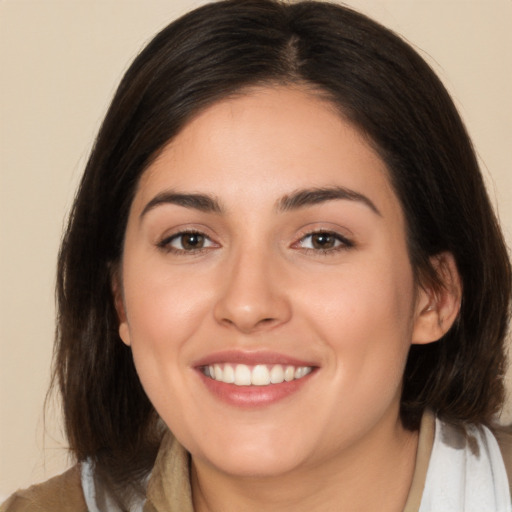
[53,0,511,496]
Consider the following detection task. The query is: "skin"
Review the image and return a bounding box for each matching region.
[115,86,460,511]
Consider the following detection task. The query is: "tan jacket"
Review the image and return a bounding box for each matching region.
[2,412,511,512]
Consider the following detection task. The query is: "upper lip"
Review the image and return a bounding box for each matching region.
[192,350,318,368]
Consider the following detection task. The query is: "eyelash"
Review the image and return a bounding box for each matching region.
[157,230,217,254]
[294,230,354,254]
[157,229,354,255]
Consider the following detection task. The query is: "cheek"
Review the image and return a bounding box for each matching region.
[120,258,215,398]
[123,256,214,345]
[122,282,209,433]
[297,256,416,379]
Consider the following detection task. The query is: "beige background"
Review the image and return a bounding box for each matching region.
[1,0,511,500]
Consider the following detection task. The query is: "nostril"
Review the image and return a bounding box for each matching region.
[253,317,278,330]
[219,315,278,333]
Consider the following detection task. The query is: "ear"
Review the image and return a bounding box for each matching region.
[111,270,131,347]
[412,252,462,345]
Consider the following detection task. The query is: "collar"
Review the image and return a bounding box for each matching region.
[144,432,194,512]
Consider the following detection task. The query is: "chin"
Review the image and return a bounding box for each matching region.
[191,429,312,478]
[205,449,305,479]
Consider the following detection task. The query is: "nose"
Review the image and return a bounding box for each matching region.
[213,247,292,334]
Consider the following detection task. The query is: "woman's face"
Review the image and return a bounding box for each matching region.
[118,86,428,477]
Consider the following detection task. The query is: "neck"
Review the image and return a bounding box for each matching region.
[191,413,419,512]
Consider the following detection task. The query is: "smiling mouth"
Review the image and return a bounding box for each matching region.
[202,363,313,386]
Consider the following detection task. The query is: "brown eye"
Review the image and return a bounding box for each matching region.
[160,231,216,252]
[296,231,353,253]
[311,232,336,250]
[180,233,205,250]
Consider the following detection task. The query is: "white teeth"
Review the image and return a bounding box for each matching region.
[270,364,284,384]
[234,364,252,386]
[284,365,295,382]
[223,364,235,383]
[294,366,313,379]
[251,365,270,386]
[204,363,313,386]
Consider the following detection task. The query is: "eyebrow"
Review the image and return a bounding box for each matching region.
[140,185,381,219]
[140,192,223,219]
[277,186,381,216]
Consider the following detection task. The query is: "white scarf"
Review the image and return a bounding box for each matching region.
[419,417,511,512]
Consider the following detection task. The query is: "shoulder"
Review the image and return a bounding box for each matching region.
[0,465,87,512]
[495,427,512,495]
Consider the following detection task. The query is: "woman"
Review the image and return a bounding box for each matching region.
[2,0,511,511]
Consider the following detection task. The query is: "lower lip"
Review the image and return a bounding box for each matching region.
[197,371,315,408]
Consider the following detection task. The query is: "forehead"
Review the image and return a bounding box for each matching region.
[133,86,402,224]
